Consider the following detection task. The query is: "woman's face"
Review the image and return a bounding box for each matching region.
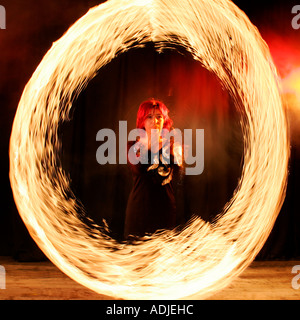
[143,108,164,136]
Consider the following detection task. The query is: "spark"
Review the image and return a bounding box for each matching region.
[9,0,289,299]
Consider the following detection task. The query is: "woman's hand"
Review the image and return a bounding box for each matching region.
[139,130,162,153]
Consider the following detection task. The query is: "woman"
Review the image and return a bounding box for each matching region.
[124,99,183,239]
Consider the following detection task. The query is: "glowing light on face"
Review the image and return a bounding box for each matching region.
[9,0,289,299]
[144,109,164,135]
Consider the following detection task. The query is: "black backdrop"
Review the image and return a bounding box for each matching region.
[1,0,299,261]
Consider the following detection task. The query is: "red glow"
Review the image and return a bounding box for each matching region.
[167,55,230,120]
[263,31,300,78]
[261,30,300,109]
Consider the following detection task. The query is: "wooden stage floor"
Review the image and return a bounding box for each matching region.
[0,257,299,300]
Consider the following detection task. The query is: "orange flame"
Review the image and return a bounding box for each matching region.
[9,0,289,299]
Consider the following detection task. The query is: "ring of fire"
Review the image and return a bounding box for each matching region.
[9,0,289,299]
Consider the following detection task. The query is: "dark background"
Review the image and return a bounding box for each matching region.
[1,0,299,261]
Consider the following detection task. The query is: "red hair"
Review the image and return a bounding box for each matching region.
[136,99,173,130]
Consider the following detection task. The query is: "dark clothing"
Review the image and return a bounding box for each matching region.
[124,141,179,238]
